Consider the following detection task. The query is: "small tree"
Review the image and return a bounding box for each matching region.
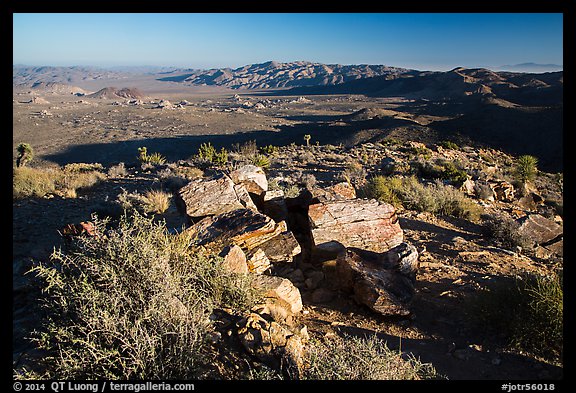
[16,143,34,167]
[515,155,538,184]
[137,147,148,162]
[303,134,311,147]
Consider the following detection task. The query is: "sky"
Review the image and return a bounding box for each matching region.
[12,13,563,71]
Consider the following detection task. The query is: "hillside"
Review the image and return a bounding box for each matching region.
[13,139,563,380]
[87,87,145,100]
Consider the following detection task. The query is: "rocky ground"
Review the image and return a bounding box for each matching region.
[13,137,563,380]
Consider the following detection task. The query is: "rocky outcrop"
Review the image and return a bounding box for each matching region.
[308,199,403,256]
[253,275,303,314]
[310,181,356,203]
[516,214,563,246]
[188,208,301,273]
[176,173,256,218]
[336,242,419,316]
[230,165,268,196]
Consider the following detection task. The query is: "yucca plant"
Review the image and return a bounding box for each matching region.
[16,143,34,167]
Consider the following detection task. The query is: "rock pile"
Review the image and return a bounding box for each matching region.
[174,164,420,374]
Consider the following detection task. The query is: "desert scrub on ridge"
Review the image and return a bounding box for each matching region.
[302,333,439,380]
[25,212,261,379]
[360,175,482,221]
[468,271,563,362]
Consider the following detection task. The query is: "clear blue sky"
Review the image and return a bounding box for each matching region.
[13,13,563,71]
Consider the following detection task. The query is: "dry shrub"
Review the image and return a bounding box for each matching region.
[303,334,439,380]
[26,212,260,379]
[13,166,57,199]
[141,189,172,214]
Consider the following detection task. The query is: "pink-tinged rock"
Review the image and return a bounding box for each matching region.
[308,199,403,255]
[311,181,357,203]
[176,173,256,218]
[219,244,248,274]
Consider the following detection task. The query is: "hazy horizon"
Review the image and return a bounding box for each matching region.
[13,13,563,72]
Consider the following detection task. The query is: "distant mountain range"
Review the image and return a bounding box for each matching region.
[496,63,563,73]
[155,61,410,89]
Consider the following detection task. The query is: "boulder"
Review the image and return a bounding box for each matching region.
[218,244,248,274]
[311,181,356,203]
[516,214,563,246]
[308,199,403,256]
[253,275,303,314]
[336,242,419,317]
[489,180,515,202]
[461,178,476,197]
[230,165,268,196]
[263,190,289,223]
[176,173,256,218]
[236,313,306,378]
[189,208,301,269]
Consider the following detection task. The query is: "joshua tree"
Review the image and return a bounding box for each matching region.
[16,143,33,167]
[303,134,311,147]
[515,155,538,185]
[137,147,148,162]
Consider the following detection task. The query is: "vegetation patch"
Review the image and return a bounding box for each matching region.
[27,213,260,379]
[468,272,563,362]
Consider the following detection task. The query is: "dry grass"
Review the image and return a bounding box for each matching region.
[141,189,172,214]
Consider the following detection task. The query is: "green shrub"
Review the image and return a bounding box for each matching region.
[361,176,482,221]
[138,147,166,165]
[469,272,562,361]
[250,154,271,169]
[213,147,228,166]
[514,155,538,184]
[260,145,278,156]
[441,162,468,187]
[16,143,34,167]
[360,176,403,208]
[303,334,439,380]
[28,212,260,379]
[440,140,459,150]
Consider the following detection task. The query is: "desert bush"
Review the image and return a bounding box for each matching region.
[361,176,481,221]
[514,155,538,184]
[108,162,128,178]
[302,334,439,380]
[231,140,258,158]
[138,147,166,165]
[482,215,532,250]
[469,272,562,361]
[260,145,278,156]
[440,161,468,187]
[56,169,106,198]
[359,176,403,208]
[13,166,57,199]
[406,145,432,160]
[16,142,34,167]
[141,189,172,214]
[63,163,105,173]
[27,212,260,379]
[340,162,367,187]
[440,140,459,150]
[250,154,271,169]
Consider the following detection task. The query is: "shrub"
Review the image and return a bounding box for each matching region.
[440,140,459,150]
[231,140,258,158]
[213,147,228,166]
[250,154,271,169]
[469,272,562,361]
[303,334,439,380]
[361,176,481,221]
[16,143,34,167]
[28,212,260,379]
[360,176,403,208]
[440,161,468,187]
[13,166,57,199]
[63,163,105,173]
[482,215,532,250]
[514,155,538,184]
[340,162,366,187]
[260,145,278,156]
[107,163,128,178]
[141,189,172,214]
[138,147,166,165]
